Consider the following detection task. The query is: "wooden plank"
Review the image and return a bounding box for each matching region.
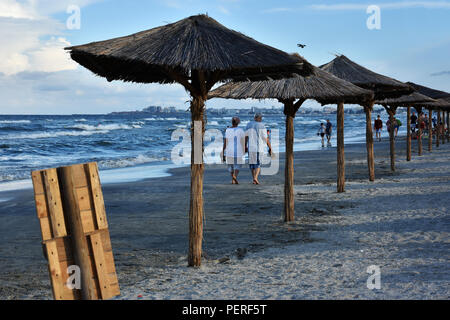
[31,170,45,195]
[80,210,96,234]
[75,187,92,212]
[86,163,108,230]
[45,240,66,300]
[39,217,52,241]
[43,169,67,237]
[55,237,74,262]
[71,164,89,188]
[34,194,48,218]
[90,232,112,299]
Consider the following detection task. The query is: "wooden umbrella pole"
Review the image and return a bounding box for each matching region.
[188,94,205,267]
[406,106,412,161]
[428,108,433,152]
[385,107,396,172]
[441,111,445,145]
[283,100,295,222]
[364,102,375,181]
[436,110,441,148]
[282,98,304,222]
[418,112,423,156]
[337,102,345,192]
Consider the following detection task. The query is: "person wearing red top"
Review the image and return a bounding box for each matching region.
[374,115,383,142]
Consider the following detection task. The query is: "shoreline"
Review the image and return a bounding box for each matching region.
[1,137,448,299]
[0,130,405,194]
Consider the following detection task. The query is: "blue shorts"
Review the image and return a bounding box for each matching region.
[249,152,261,169]
[228,164,241,172]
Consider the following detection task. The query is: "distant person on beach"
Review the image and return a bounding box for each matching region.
[245,113,272,185]
[325,119,333,146]
[395,117,402,137]
[410,112,418,133]
[374,115,383,142]
[418,112,426,138]
[317,123,326,147]
[222,117,245,184]
[424,114,429,134]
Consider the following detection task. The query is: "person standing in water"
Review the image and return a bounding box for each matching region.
[318,123,326,147]
[374,115,383,142]
[222,117,245,184]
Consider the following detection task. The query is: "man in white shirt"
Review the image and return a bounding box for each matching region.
[245,113,272,185]
[222,117,245,184]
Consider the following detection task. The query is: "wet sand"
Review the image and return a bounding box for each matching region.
[0,137,449,299]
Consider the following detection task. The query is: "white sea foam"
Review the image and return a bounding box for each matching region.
[72,123,138,131]
[99,154,167,169]
[295,119,322,125]
[208,120,219,126]
[0,120,31,124]
[4,130,109,140]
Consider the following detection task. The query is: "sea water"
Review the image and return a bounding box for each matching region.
[0,111,407,191]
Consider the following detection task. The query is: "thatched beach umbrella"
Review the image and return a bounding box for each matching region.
[407,82,450,147]
[65,14,313,267]
[412,99,450,150]
[209,64,373,221]
[376,92,436,168]
[320,55,413,181]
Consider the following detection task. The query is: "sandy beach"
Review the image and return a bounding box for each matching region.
[0,137,449,300]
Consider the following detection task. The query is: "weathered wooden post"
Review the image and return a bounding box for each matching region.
[406,106,412,161]
[189,73,206,267]
[436,110,440,148]
[441,110,445,145]
[283,99,296,222]
[364,103,375,181]
[418,112,423,156]
[337,102,345,192]
[384,106,397,172]
[31,163,120,300]
[428,108,433,152]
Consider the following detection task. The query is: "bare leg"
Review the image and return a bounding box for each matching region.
[230,171,236,184]
[254,167,261,184]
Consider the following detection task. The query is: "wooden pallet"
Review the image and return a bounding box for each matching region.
[32,162,120,300]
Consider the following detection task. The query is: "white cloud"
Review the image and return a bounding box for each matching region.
[28,37,77,73]
[218,5,230,14]
[261,7,291,13]
[0,0,99,75]
[309,1,450,11]
[0,0,37,19]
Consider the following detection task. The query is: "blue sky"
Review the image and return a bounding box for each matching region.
[0,0,449,114]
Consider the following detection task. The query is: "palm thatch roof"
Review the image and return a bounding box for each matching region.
[65,14,313,84]
[413,99,450,110]
[406,82,450,100]
[208,64,374,105]
[320,55,414,100]
[375,92,437,108]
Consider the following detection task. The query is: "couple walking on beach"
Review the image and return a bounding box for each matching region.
[222,113,272,185]
[317,120,333,147]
